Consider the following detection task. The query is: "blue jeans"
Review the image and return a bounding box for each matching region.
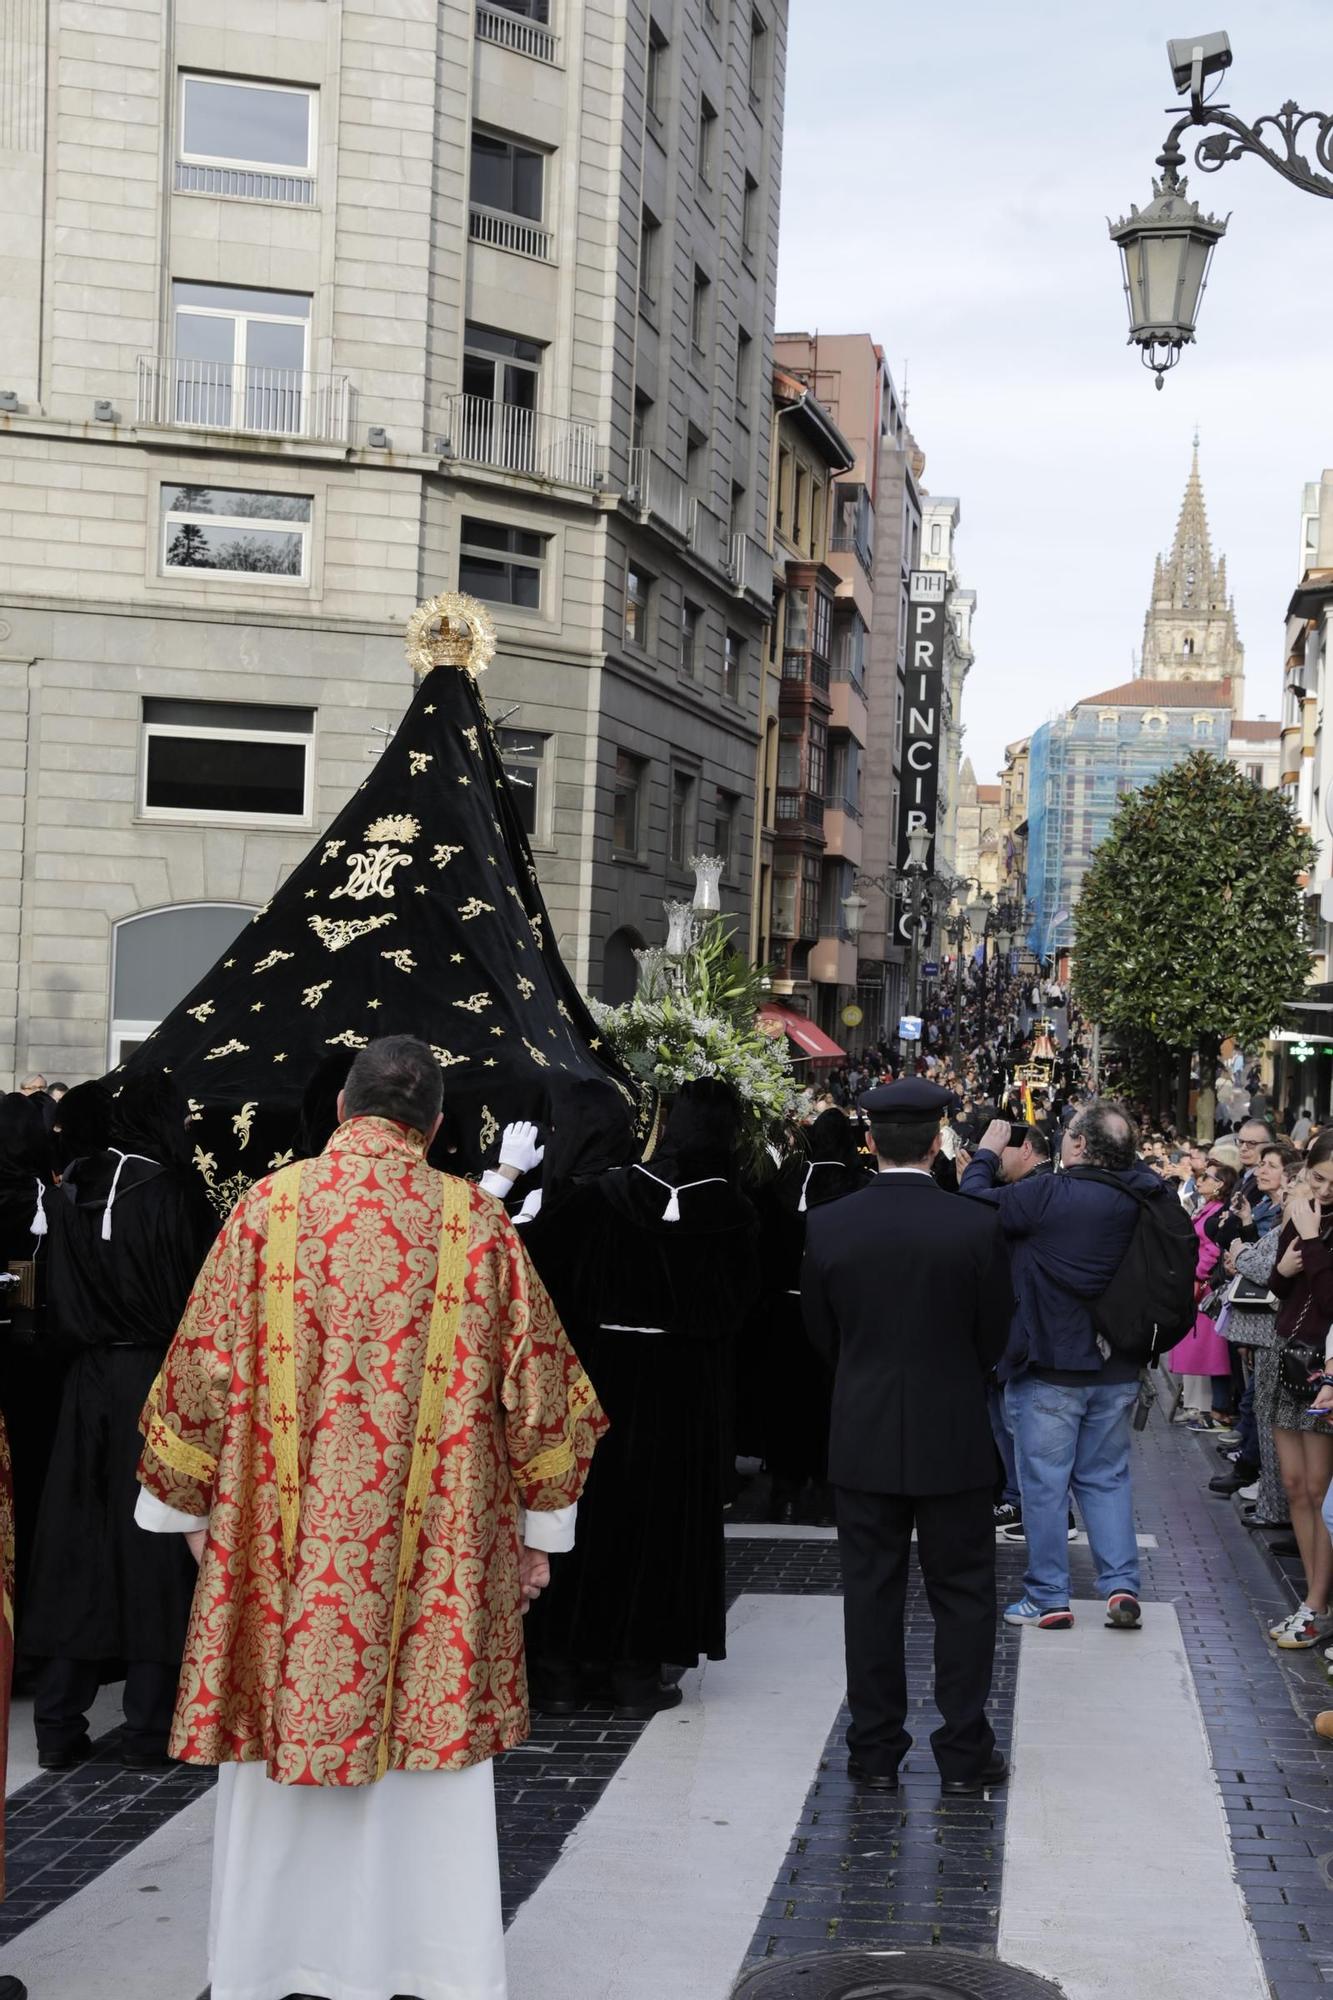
[1005,1374,1141,1608]
[988,1384,1019,1507]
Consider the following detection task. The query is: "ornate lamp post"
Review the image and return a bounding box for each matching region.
[1112,30,1333,386]
[842,825,962,1029]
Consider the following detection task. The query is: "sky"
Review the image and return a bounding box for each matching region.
[775,0,1333,781]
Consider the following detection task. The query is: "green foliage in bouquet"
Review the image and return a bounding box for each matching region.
[590,916,798,1165]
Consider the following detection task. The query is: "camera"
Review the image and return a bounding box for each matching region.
[1167,30,1233,97]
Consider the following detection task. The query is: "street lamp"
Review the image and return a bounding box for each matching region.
[842,825,963,1030]
[1113,30,1333,386]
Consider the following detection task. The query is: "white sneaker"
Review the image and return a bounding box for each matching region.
[1237,1482,1259,1502]
[1271,1605,1313,1641]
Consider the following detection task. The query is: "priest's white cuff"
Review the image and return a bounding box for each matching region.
[522,1501,576,1553]
[135,1486,210,1534]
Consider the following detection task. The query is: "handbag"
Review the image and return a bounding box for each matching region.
[1280,1339,1324,1395]
[1225,1272,1278,1311]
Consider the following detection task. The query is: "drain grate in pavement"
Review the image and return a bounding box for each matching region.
[732,1949,1066,2000]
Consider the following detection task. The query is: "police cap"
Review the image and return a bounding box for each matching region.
[859,1078,959,1119]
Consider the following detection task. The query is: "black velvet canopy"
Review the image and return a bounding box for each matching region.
[111,612,645,1212]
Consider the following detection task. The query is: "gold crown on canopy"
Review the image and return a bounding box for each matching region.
[405,592,498,678]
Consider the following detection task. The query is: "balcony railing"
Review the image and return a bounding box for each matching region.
[438,393,604,489]
[689,494,727,568]
[730,529,773,602]
[136,356,352,443]
[830,529,873,572]
[174,161,315,204]
[775,789,825,830]
[781,648,831,692]
[468,202,553,262]
[627,447,690,537]
[475,0,559,62]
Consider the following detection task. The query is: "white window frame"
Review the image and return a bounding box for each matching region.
[496,725,551,845]
[108,901,260,1068]
[173,283,311,380]
[160,487,313,586]
[1192,713,1214,737]
[140,714,316,827]
[458,515,550,615]
[178,75,318,179]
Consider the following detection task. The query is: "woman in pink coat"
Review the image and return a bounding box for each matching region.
[1168,1160,1238,1427]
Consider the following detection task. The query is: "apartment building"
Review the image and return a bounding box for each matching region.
[0,0,784,1081]
[769,332,916,1038]
[751,365,853,1028]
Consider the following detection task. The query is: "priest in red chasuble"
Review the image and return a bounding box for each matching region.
[135,1035,606,2000]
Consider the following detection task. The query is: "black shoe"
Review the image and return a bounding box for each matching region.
[846,1757,901,1792]
[0,1977,28,2000]
[1244,1510,1291,1530]
[38,1736,93,1771]
[941,1751,1009,1797]
[610,1675,683,1719]
[1268,1535,1301,1556]
[1000,1520,1026,1543]
[118,1744,176,1771]
[993,1502,1022,1531]
[1210,1470,1256,1496]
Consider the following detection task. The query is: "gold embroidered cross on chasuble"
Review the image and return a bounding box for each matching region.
[137,1113,606,1785]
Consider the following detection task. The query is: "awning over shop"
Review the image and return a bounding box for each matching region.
[757,1003,845,1063]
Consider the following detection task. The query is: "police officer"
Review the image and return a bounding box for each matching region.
[801,1078,1013,1796]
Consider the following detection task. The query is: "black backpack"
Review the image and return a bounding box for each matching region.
[1066,1167,1199,1363]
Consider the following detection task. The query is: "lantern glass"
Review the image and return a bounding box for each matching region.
[906,824,932,869]
[689,853,723,914]
[1109,177,1227,381]
[965,894,991,932]
[841,891,867,939]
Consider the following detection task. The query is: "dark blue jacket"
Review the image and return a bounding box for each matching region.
[959,1151,1164,1380]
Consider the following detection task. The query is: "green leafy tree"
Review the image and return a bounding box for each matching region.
[1073,752,1314,1139]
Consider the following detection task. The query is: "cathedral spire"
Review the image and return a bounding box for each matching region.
[1139,440,1244,712]
[1157,439,1221,613]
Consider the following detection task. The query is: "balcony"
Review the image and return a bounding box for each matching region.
[822,804,863,867]
[468,202,553,262]
[828,674,868,739]
[775,788,825,831]
[136,356,352,444]
[809,935,859,988]
[689,494,727,568]
[730,529,773,603]
[174,162,314,204]
[475,1,560,62]
[628,447,690,538]
[438,394,604,489]
[782,648,830,693]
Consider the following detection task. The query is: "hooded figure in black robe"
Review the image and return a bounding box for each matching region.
[523,1080,759,1714]
[24,1073,219,1769]
[0,1093,57,1641]
[747,1108,874,1523]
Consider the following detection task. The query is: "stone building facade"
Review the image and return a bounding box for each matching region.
[0,0,784,1082]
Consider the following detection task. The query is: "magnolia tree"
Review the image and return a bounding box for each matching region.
[1073,751,1313,1140]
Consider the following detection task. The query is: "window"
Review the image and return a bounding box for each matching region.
[1097,710,1116,736]
[459,516,548,609]
[170,281,310,431]
[141,697,314,822]
[681,598,702,677]
[794,465,808,545]
[625,563,653,649]
[786,589,809,652]
[691,267,710,353]
[1246,762,1264,784]
[772,867,797,937]
[462,323,541,411]
[497,726,546,840]
[177,76,316,202]
[748,11,768,103]
[742,172,760,259]
[811,590,832,662]
[715,791,739,875]
[724,627,743,701]
[632,392,652,456]
[811,481,825,557]
[777,724,802,789]
[776,446,791,533]
[807,719,827,797]
[612,750,645,855]
[646,21,668,122]
[686,427,707,498]
[800,855,820,939]
[1192,714,1214,737]
[160,484,311,581]
[110,903,258,1065]
[491,0,550,15]
[669,769,697,867]
[930,522,942,554]
[835,612,866,691]
[470,130,544,220]
[1142,711,1167,733]
[698,96,717,187]
[735,327,753,424]
[638,208,661,312]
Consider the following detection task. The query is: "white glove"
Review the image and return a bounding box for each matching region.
[499,1121,545,1176]
[515,1187,544,1226]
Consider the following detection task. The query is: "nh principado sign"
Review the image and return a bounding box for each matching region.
[895,569,947,946]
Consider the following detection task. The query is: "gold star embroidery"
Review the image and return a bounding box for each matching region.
[367,998,382,1009]
[305,890,318,900]
[274,1053,287,1063]
[414,884,428,894]
[590,1037,602,1050]
[425,704,436,714]
[251,1002,264,1013]
[487,855,496,867]
[223,959,235,969]
[450,953,464,964]
[490,1026,504,1038]
[484,1059,497,1069]
[457,775,471,787]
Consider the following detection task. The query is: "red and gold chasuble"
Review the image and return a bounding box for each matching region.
[137,1115,606,1785]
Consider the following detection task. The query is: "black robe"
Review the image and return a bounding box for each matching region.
[747,1158,875,1485]
[524,1164,759,1668]
[0,1177,60,1641]
[22,1154,217,1663]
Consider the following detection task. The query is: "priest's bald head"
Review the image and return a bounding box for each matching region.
[338,1035,444,1144]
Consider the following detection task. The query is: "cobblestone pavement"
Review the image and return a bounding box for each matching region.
[2,1411,1333,1998]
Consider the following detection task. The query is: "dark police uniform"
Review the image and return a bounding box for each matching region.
[801,1079,1012,1788]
